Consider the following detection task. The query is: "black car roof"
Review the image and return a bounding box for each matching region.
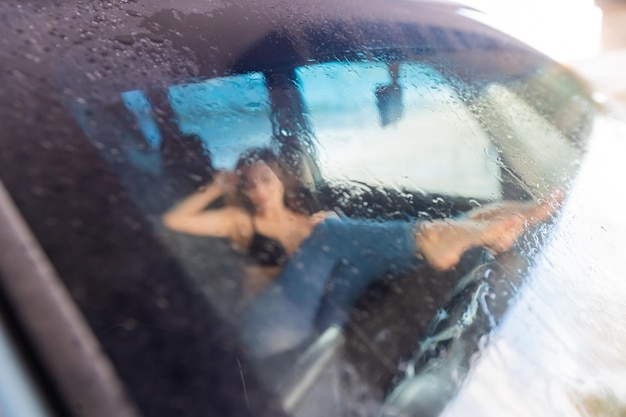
[1,0,535,98]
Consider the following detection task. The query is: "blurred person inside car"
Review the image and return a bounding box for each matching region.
[163,147,559,357]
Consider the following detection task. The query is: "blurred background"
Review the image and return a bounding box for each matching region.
[456,0,626,103]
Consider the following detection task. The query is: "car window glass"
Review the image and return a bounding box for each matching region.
[168,72,273,168]
[297,61,501,199]
[477,83,582,195]
[0,4,600,416]
[53,55,591,417]
[511,67,596,145]
[109,72,274,175]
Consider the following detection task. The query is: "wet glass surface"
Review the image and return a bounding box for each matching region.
[0,1,621,417]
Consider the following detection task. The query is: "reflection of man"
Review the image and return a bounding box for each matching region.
[376,63,403,126]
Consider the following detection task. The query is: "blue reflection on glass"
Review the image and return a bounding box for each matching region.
[121,90,162,149]
[168,73,273,169]
[297,61,390,129]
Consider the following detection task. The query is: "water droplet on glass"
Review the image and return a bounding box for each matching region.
[115,34,135,45]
